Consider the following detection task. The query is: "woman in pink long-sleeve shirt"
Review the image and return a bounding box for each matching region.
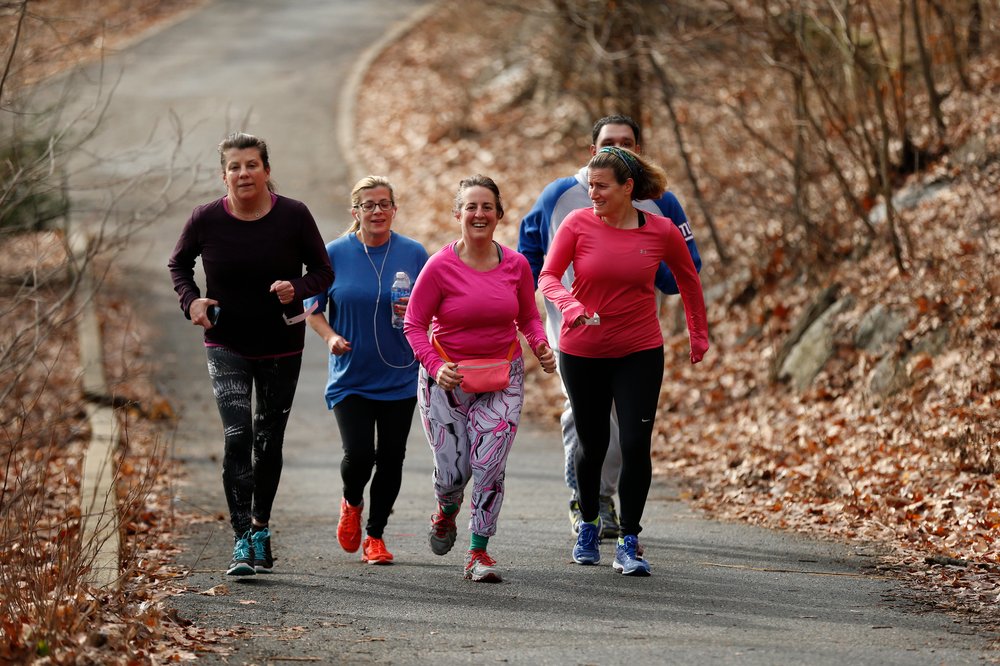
[539,147,708,577]
[404,175,556,583]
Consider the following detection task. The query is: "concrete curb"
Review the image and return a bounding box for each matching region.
[335,1,442,183]
[71,231,122,589]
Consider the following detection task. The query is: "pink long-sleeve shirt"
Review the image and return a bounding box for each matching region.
[403,241,548,381]
[538,207,708,361]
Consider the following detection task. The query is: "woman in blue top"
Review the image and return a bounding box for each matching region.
[305,176,429,564]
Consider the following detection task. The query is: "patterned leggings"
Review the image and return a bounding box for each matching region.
[416,357,524,537]
[206,347,301,537]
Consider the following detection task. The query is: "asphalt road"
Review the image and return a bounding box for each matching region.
[63,1,996,663]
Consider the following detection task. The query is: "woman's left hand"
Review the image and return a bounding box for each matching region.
[269,280,295,304]
[534,342,556,374]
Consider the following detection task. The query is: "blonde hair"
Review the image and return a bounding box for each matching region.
[344,175,396,236]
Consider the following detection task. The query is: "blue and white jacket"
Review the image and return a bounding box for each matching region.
[517,165,702,349]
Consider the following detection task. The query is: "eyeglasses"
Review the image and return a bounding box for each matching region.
[354,200,394,212]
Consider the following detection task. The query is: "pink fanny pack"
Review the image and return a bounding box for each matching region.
[432,337,517,393]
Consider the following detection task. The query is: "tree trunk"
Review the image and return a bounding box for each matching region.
[911,0,947,138]
[648,49,729,264]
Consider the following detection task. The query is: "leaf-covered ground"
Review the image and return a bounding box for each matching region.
[2,0,997,661]
[352,0,1000,639]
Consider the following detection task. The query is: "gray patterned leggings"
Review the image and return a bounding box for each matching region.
[206,346,302,537]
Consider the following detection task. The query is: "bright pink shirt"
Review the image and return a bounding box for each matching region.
[404,241,548,380]
[539,207,708,360]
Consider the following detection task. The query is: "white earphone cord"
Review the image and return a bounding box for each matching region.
[361,229,417,369]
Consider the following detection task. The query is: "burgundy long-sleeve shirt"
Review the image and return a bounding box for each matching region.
[168,195,333,358]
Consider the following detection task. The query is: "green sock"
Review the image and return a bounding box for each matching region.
[618,536,625,546]
[470,533,489,551]
[586,516,600,527]
[441,503,459,516]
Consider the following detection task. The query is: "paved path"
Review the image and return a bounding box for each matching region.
[67,1,995,663]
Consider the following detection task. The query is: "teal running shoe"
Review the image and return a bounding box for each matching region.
[251,527,273,573]
[227,531,256,576]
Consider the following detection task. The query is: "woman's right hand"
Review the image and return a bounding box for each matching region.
[327,334,352,356]
[435,362,462,391]
[190,298,218,329]
[569,313,594,328]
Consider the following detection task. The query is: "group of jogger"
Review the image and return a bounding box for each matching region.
[167,114,707,583]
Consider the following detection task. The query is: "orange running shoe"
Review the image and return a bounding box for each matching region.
[361,536,394,565]
[337,497,363,553]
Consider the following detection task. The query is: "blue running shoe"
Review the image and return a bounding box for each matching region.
[572,521,601,565]
[613,535,650,576]
[227,531,256,576]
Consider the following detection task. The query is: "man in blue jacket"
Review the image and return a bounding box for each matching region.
[518,114,702,537]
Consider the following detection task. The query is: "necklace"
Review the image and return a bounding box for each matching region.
[227,195,267,219]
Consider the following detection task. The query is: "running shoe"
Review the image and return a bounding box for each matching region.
[613,535,651,576]
[337,497,363,553]
[227,531,256,576]
[464,549,502,582]
[598,495,621,539]
[251,527,273,573]
[568,497,583,535]
[428,506,458,556]
[361,536,394,565]
[572,520,602,565]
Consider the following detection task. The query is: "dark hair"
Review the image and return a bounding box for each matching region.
[453,174,504,219]
[588,147,667,201]
[591,114,642,146]
[218,131,275,192]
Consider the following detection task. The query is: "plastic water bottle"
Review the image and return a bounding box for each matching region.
[390,271,411,329]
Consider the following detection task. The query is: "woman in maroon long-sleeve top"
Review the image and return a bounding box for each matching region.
[168,131,332,577]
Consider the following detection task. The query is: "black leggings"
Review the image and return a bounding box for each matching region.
[559,346,664,537]
[333,394,416,539]
[206,347,302,537]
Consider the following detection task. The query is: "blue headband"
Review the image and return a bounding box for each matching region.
[599,146,643,182]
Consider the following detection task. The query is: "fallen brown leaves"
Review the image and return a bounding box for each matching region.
[354,0,1000,640]
[1,0,206,90]
[0,244,236,663]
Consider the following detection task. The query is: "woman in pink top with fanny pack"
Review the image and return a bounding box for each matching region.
[404,174,556,583]
[539,147,708,576]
